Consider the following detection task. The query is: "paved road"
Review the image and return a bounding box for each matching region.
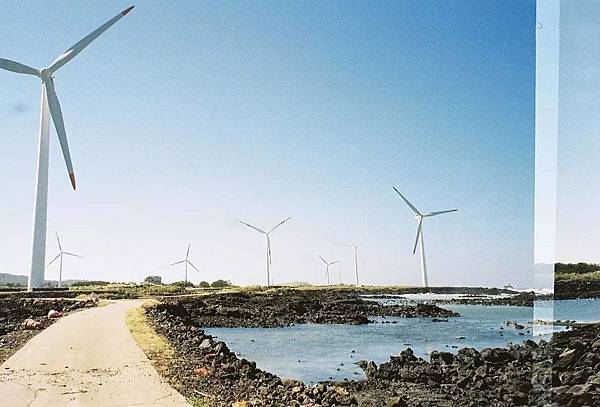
[0,300,190,406]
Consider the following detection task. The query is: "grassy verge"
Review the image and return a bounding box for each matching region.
[555,271,600,281]
[125,300,211,407]
[125,300,176,379]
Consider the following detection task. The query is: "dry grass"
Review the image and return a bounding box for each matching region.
[556,271,600,281]
[125,300,176,376]
[126,300,213,407]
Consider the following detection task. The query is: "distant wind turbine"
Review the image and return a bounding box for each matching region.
[317,255,339,286]
[338,233,366,286]
[0,6,134,291]
[46,233,82,288]
[240,217,292,287]
[170,243,200,284]
[393,187,457,288]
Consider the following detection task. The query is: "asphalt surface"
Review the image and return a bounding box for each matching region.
[0,300,190,406]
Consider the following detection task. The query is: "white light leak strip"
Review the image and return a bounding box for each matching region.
[534,0,559,337]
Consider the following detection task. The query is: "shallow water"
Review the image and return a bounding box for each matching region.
[546,298,599,322]
[204,299,598,384]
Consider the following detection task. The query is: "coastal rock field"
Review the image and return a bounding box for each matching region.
[157,290,459,328]
[0,297,97,364]
[144,289,600,406]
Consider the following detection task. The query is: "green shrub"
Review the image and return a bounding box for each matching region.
[144,276,162,284]
[211,279,232,288]
[70,280,110,287]
[172,281,194,288]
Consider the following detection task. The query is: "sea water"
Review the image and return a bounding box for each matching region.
[204,299,598,384]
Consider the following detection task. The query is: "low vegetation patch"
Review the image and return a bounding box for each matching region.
[555,270,600,281]
[126,300,212,407]
[555,262,600,275]
[126,300,177,376]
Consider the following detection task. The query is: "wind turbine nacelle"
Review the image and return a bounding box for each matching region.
[39,69,51,81]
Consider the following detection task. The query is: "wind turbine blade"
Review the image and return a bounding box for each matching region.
[317,255,327,264]
[267,235,272,264]
[392,187,422,216]
[47,6,135,73]
[0,58,39,76]
[62,252,82,258]
[170,260,185,266]
[44,79,76,189]
[240,221,266,234]
[46,253,61,267]
[186,243,191,259]
[358,232,368,246]
[56,233,62,252]
[424,209,458,217]
[336,242,353,248]
[269,216,292,233]
[187,260,201,273]
[329,260,340,265]
[413,218,423,255]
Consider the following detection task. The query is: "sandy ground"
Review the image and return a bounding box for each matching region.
[0,300,190,407]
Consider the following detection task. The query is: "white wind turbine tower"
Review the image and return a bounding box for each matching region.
[46,233,82,288]
[0,6,135,291]
[338,233,366,286]
[317,255,339,286]
[240,217,292,287]
[170,243,200,284]
[393,187,457,288]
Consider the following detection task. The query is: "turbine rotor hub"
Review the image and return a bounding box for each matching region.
[39,68,53,82]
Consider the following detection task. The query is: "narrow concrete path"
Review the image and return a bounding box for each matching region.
[0,300,191,406]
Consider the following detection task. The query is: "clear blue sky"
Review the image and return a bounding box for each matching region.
[0,1,535,287]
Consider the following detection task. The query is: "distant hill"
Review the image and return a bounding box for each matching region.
[0,272,28,286]
[0,273,87,287]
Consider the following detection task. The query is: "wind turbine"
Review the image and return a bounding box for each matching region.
[338,233,366,286]
[317,255,339,286]
[0,6,134,291]
[393,187,457,288]
[170,243,200,284]
[240,217,292,287]
[46,233,82,288]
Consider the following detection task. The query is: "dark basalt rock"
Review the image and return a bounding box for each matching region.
[0,298,96,337]
[143,291,599,407]
[350,323,600,407]
[145,303,359,406]
[157,290,459,328]
[0,297,97,365]
[555,279,600,300]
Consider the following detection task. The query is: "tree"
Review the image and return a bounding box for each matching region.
[211,279,232,288]
[144,275,162,285]
[198,281,210,288]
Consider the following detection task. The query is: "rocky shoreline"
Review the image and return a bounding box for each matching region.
[435,292,538,307]
[157,290,460,328]
[144,294,599,406]
[0,297,97,364]
[555,279,600,300]
[346,323,600,406]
